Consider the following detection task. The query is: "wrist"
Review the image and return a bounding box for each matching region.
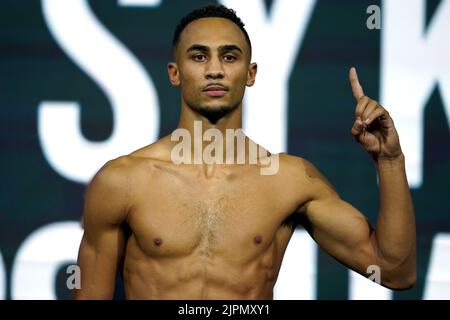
[374,153,405,169]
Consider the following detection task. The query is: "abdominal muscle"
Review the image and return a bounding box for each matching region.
[121,227,292,300]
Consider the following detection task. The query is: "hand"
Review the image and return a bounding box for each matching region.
[349,67,403,161]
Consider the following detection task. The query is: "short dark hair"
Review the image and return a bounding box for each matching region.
[172,4,252,58]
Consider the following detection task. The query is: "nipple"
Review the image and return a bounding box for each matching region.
[154,238,163,246]
[254,235,262,245]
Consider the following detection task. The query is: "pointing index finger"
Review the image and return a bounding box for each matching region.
[349,67,365,101]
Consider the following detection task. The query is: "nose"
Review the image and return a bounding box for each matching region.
[205,57,224,80]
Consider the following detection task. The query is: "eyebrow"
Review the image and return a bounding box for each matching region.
[186,44,243,55]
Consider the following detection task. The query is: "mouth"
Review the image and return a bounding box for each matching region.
[202,84,229,97]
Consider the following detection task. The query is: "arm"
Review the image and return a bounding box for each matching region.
[73,158,130,299]
[298,68,416,290]
[299,158,415,290]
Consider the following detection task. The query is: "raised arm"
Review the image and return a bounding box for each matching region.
[73,158,130,299]
[297,68,416,290]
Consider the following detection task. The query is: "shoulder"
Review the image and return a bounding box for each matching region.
[94,136,172,179]
[89,155,134,190]
[85,153,148,209]
[128,134,173,162]
[278,153,317,179]
[82,156,134,227]
[88,137,173,194]
[84,156,136,215]
[278,153,338,195]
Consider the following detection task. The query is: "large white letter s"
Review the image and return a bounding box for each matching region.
[39,0,160,183]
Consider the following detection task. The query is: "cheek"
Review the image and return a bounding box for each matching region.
[231,70,249,91]
[233,84,246,99]
[180,74,202,101]
[180,71,204,92]
[181,64,203,80]
[233,66,250,84]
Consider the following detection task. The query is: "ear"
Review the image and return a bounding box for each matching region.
[167,62,181,86]
[246,63,257,87]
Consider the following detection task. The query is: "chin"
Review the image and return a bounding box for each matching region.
[200,104,234,113]
[196,104,236,124]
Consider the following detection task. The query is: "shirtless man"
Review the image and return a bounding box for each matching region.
[74,4,416,299]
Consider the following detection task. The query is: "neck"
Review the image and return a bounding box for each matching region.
[172,101,248,166]
[169,101,279,175]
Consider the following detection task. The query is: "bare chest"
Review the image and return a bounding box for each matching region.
[131,195,269,256]
[126,164,300,260]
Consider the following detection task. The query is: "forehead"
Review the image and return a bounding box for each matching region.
[178,17,249,52]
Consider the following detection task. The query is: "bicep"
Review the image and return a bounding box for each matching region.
[74,160,129,299]
[299,159,380,276]
[75,224,125,299]
[304,197,379,273]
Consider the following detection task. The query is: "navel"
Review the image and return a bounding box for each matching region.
[153,238,163,246]
[254,235,262,245]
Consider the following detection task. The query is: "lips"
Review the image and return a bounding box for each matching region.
[203,84,228,97]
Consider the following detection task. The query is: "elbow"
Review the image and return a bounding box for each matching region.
[381,269,416,290]
[383,276,416,291]
[378,250,417,290]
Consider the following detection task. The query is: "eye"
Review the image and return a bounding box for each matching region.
[192,54,207,62]
[223,55,237,62]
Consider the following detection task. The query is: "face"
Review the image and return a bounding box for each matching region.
[168,18,257,122]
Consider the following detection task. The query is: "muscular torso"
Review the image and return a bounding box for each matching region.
[118,138,310,299]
